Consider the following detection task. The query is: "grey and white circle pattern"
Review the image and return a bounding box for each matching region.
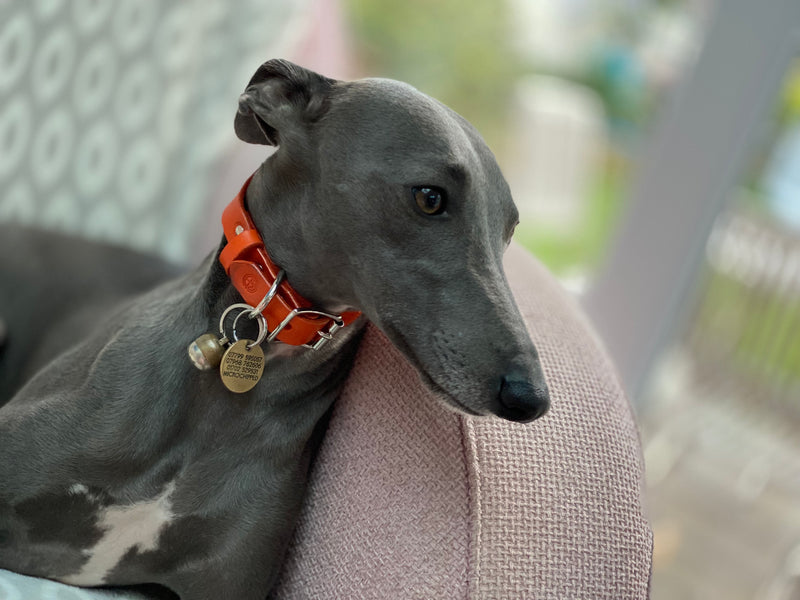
[31,25,76,106]
[0,0,302,262]
[33,0,65,21]
[155,5,198,74]
[118,136,165,212]
[71,0,113,37]
[74,119,118,197]
[0,97,33,180]
[114,60,159,133]
[72,41,117,117]
[0,12,34,93]
[111,1,158,55]
[31,107,74,190]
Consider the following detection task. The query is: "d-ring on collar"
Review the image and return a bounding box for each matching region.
[218,175,361,348]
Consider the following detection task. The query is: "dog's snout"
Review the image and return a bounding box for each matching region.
[497,375,550,423]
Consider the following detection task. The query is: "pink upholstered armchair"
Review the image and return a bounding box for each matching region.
[272,243,653,599]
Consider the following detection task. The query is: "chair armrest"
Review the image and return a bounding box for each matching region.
[274,243,653,599]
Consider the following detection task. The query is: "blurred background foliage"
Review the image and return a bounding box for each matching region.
[346,0,523,150]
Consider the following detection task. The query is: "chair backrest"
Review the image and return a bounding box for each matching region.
[0,0,302,263]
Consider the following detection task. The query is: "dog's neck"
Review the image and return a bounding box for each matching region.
[190,248,361,411]
[196,167,363,374]
[202,168,275,316]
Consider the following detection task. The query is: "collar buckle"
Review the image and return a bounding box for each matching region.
[219,174,361,348]
[305,317,345,350]
[266,307,346,350]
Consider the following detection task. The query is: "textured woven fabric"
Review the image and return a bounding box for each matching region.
[273,243,653,599]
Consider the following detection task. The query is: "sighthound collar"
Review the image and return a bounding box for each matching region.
[219,175,360,348]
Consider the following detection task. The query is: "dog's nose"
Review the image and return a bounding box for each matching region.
[497,375,550,423]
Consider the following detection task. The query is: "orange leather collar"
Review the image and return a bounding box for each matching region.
[219,175,360,347]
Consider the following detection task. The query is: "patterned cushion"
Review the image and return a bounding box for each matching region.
[0,0,296,263]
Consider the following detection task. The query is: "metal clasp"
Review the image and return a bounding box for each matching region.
[233,267,344,350]
[267,308,346,350]
[305,316,346,350]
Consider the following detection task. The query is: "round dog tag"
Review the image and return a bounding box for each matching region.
[219,339,265,393]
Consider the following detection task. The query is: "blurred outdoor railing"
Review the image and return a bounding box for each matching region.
[645,205,800,600]
[686,206,800,419]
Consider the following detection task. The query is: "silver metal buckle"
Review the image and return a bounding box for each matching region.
[267,308,346,350]
[238,268,344,350]
[305,316,346,350]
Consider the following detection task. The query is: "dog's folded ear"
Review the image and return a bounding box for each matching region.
[234,59,336,146]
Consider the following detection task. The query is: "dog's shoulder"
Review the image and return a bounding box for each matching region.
[0,224,188,401]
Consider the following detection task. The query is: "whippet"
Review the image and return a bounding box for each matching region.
[0,59,549,599]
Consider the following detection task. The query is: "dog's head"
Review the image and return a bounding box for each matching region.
[235,59,549,423]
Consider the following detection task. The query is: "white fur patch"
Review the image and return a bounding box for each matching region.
[68,484,89,496]
[62,482,176,586]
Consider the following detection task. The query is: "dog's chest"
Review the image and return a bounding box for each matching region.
[59,482,177,586]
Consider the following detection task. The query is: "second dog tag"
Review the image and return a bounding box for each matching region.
[219,339,265,393]
[188,333,228,371]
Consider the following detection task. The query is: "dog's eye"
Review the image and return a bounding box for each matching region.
[412,186,447,216]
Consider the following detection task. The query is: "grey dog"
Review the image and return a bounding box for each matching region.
[0,59,549,599]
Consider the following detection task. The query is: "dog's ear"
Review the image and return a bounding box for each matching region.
[234,59,335,146]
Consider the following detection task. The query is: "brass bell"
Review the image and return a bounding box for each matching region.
[188,333,227,371]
